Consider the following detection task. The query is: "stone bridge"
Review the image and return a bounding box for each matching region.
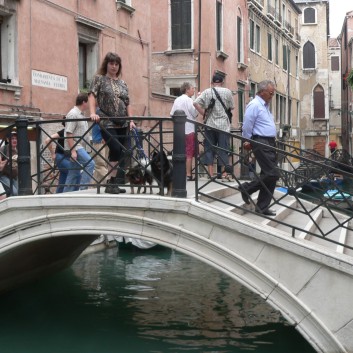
[0,193,353,353]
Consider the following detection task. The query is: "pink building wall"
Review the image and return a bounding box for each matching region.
[0,0,151,118]
[150,0,249,126]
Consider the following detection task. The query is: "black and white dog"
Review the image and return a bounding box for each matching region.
[150,151,173,196]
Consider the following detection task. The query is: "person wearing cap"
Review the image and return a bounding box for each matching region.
[0,131,18,196]
[240,80,279,216]
[193,74,234,180]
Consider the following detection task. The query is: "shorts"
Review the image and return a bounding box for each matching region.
[185,132,196,159]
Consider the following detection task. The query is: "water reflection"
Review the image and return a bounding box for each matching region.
[0,247,315,353]
[70,248,314,352]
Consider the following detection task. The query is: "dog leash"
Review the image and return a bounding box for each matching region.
[129,128,148,161]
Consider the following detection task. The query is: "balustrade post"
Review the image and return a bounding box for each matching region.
[172,110,187,198]
[16,116,33,195]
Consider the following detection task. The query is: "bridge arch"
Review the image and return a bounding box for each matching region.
[1,194,353,353]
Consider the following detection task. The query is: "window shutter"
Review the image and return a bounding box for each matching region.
[303,41,315,69]
[304,8,315,24]
[313,86,325,119]
[331,56,339,71]
[171,0,191,50]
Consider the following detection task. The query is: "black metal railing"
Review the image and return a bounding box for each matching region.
[192,121,353,251]
[2,113,353,251]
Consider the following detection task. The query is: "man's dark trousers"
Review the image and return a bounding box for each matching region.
[242,136,279,211]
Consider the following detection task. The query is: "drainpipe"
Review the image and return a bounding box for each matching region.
[197,0,201,91]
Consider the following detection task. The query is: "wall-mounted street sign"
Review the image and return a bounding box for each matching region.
[31,70,67,91]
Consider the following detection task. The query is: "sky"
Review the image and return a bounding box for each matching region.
[329,0,353,37]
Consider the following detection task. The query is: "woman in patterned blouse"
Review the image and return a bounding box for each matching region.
[88,52,135,194]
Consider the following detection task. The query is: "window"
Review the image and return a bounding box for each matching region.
[303,7,316,24]
[237,16,243,63]
[171,0,191,50]
[249,19,260,53]
[250,82,256,99]
[255,24,260,53]
[280,95,286,125]
[276,93,280,123]
[275,38,279,65]
[116,0,135,13]
[249,19,255,50]
[283,45,287,70]
[78,41,99,91]
[267,33,272,61]
[163,75,197,96]
[331,56,339,71]
[216,1,223,51]
[303,41,315,69]
[288,48,291,74]
[0,13,17,84]
[238,89,244,123]
[76,18,101,91]
[288,98,292,125]
[295,54,298,76]
[313,85,325,119]
[170,87,181,96]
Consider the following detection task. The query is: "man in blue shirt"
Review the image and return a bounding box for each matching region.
[241,80,279,216]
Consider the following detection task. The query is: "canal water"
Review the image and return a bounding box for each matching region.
[0,247,316,353]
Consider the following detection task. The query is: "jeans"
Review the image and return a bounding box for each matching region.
[63,148,95,192]
[55,153,71,193]
[204,128,230,166]
[0,175,18,196]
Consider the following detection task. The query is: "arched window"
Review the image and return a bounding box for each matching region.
[313,85,325,119]
[303,41,315,69]
[303,7,316,24]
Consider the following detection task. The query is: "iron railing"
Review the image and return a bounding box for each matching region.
[193,121,353,251]
[2,113,353,251]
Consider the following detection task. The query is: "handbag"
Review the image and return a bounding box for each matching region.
[97,107,126,127]
[212,88,232,122]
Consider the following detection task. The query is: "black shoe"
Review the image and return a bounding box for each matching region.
[105,177,126,194]
[256,208,276,216]
[241,191,250,204]
[187,176,195,181]
[238,185,250,204]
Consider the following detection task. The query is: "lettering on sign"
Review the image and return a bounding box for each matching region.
[31,70,68,91]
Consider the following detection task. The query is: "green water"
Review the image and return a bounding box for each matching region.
[0,247,316,353]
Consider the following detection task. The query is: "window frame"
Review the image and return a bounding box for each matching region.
[303,41,316,70]
[237,15,243,63]
[331,56,339,71]
[313,84,325,119]
[303,7,316,24]
[267,32,272,61]
[216,0,223,52]
[170,0,192,51]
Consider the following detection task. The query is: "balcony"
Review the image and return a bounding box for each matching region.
[247,0,264,10]
[295,32,301,43]
[267,4,275,20]
[274,12,282,26]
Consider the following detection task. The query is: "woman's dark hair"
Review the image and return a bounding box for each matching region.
[97,52,122,77]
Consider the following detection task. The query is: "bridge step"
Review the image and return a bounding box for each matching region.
[202,184,353,255]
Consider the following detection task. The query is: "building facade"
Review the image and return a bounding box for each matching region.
[328,38,342,147]
[0,0,151,124]
[248,0,301,144]
[294,0,330,156]
[150,0,250,128]
[339,10,353,155]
